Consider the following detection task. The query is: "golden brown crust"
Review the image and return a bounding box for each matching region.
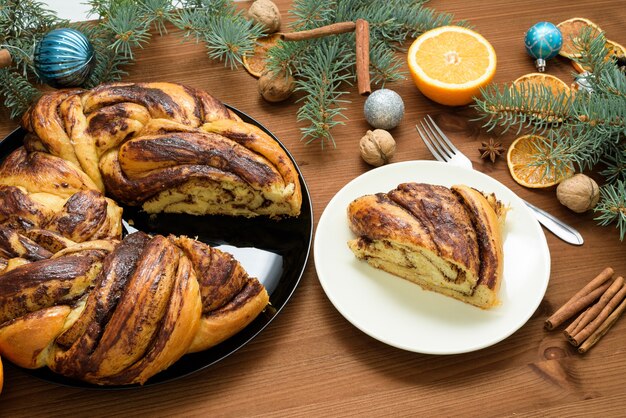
[0,148,98,198]
[451,185,504,300]
[0,305,72,368]
[388,183,480,277]
[171,236,247,313]
[187,278,269,353]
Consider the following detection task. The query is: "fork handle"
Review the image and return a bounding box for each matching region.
[523,200,584,245]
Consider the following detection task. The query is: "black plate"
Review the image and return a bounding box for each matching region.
[0,106,313,389]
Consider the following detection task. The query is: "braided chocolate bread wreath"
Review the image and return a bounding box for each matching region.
[0,82,302,385]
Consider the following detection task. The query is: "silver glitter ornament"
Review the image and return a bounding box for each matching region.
[364,89,405,130]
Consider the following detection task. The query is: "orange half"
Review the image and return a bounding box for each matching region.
[407,26,497,106]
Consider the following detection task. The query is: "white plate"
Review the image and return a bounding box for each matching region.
[314,161,550,355]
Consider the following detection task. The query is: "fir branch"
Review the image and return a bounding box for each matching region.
[273,0,462,145]
[369,41,406,87]
[288,1,336,31]
[0,69,41,118]
[0,0,59,41]
[170,3,264,69]
[600,146,626,183]
[595,180,626,241]
[572,28,626,98]
[266,39,308,78]
[472,83,572,135]
[140,0,176,36]
[101,1,152,59]
[0,0,64,75]
[294,37,354,148]
[201,12,264,69]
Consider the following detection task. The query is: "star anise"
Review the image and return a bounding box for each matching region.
[479,138,505,163]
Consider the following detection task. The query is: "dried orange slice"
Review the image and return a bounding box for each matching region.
[242,34,281,78]
[407,26,497,106]
[557,17,602,59]
[512,73,571,122]
[507,134,573,188]
[572,39,626,73]
[513,73,571,97]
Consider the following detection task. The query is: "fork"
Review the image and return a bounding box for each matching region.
[416,115,584,246]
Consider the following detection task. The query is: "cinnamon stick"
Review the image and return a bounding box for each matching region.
[0,49,12,69]
[355,19,371,96]
[562,281,612,334]
[567,276,624,338]
[280,21,356,42]
[545,267,614,330]
[567,277,626,346]
[578,296,626,353]
[564,306,589,336]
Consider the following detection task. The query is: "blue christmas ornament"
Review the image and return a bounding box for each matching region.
[34,28,95,88]
[524,22,563,72]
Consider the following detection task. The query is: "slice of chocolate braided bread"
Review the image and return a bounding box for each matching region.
[347,183,506,309]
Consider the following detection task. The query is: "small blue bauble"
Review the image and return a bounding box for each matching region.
[524,22,563,72]
[364,89,405,130]
[34,28,95,88]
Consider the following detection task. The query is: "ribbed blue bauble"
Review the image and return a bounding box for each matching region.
[34,28,95,88]
[524,22,563,72]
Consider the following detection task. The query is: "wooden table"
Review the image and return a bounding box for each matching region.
[1,1,625,415]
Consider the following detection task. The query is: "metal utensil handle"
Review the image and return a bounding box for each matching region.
[524,200,584,245]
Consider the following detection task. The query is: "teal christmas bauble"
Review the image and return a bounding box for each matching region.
[524,22,562,72]
[34,28,95,88]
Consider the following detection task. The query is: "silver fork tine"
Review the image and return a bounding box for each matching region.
[426,115,460,154]
[420,120,452,161]
[416,124,445,162]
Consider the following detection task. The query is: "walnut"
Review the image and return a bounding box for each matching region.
[359,129,396,167]
[556,173,600,213]
[258,69,295,102]
[247,0,281,33]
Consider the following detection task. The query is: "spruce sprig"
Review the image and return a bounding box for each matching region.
[268,0,463,147]
[472,29,626,240]
[0,69,42,119]
[101,1,152,59]
[169,1,264,69]
[294,36,354,147]
[595,180,626,241]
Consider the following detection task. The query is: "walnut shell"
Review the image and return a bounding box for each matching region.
[247,0,281,33]
[359,129,396,167]
[258,70,295,102]
[556,173,600,213]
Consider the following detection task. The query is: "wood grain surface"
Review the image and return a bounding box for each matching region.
[1,1,625,416]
